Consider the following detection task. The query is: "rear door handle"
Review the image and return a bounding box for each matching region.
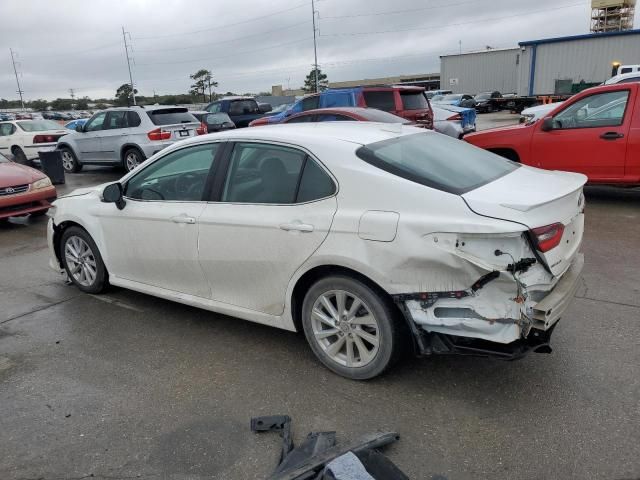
[171,214,197,224]
[279,221,314,233]
[600,132,624,140]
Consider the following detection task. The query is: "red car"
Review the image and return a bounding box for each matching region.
[465,83,640,185]
[281,107,414,125]
[0,152,57,220]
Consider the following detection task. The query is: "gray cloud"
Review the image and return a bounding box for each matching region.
[1,0,627,101]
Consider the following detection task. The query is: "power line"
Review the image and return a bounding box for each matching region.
[134,21,311,54]
[133,1,311,41]
[320,0,479,20]
[320,2,585,37]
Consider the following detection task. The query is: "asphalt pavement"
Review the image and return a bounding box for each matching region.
[1,118,639,479]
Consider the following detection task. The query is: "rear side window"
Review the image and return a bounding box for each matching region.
[229,100,259,115]
[127,111,141,127]
[297,159,336,202]
[356,133,518,195]
[286,114,313,123]
[620,67,632,74]
[400,92,429,110]
[316,114,351,121]
[363,91,395,112]
[301,96,320,111]
[147,108,197,126]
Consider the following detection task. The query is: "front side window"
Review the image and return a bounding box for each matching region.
[356,132,518,195]
[105,111,129,130]
[222,143,306,204]
[363,91,395,111]
[553,90,629,129]
[85,112,107,132]
[125,143,219,201]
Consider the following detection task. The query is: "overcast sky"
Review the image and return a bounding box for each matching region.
[1,0,636,101]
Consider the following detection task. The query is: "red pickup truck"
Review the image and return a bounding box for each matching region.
[465,83,640,186]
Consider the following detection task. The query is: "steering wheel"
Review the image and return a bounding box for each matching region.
[174,172,202,199]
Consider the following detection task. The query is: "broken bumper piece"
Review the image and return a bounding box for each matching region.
[394,253,584,360]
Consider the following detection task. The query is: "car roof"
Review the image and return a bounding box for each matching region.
[178,122,425,149]
[605,71,640,84]
[216,96,255,101]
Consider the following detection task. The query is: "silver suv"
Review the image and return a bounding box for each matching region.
[56,106,202,173]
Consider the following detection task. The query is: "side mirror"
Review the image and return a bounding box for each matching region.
[259,104,272,113]
[541,117,554,132]
[102,183,126,210]
[75,124,84,132]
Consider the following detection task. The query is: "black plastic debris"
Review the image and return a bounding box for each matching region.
[251,415,409,480]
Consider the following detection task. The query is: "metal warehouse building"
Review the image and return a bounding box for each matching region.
[441,29,640,96]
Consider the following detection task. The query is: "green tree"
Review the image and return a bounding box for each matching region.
[50,98,74,110]
[75,97,90,110]
[95,103,108,110]
[29,99,49,111]
[303,67,328,93]
[189,69,218,102]
[116,83,137,106]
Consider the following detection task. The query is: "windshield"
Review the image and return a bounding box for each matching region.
[475,93,491,100]
[17,120,64,132]
[355,132,519,194]
[442,94,463,101]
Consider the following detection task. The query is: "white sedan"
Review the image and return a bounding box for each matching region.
[47,123,586,379]
[0,119,69,164]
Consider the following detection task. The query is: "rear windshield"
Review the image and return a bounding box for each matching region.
[355,132,519,194]
[17,120,63,131]
[147,108,197,126]
[361,109,411,123]
[400,92,429,110]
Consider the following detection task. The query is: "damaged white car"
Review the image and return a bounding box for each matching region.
[47,123,585,379]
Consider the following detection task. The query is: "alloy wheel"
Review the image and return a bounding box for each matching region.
[125,151,140,171]
[310,289,380,368]
[61,151,75,171]
[64,235,97,287]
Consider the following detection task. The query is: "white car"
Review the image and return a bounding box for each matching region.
[0,119,69,164]
[432,105,475,138]
[47,123,586,379]
[519,102,565,123]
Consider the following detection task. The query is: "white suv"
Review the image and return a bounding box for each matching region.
[56,105,203,173]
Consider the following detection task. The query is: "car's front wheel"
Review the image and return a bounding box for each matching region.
[301,275,406,380]
[60,148,82,173]
[60,226,108,294]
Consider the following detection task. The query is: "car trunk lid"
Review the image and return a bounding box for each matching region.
[462,166,587,276]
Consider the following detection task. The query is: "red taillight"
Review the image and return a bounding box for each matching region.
[446,113,462,121]
[531,223,565,252]
[196,122,207,135]
[147,128,171,141]
[33,134,58,143]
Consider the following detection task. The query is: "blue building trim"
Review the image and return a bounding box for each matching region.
[519,29,640,47]
[528,45,537,96]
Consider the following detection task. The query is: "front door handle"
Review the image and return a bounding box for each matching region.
[279,221,314,233]
[171,214,196,224]
[600,132,624,140]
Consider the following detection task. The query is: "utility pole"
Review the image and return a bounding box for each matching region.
[311,0,319,93]
[9,48,25,111]
[122,26,136,106]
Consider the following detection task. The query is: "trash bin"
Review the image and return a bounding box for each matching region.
[38,151,65,185]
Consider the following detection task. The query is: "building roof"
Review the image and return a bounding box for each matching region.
[440,47,520,58]
[519,28,640,46]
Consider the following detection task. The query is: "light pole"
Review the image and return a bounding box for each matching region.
[311,0,319,93]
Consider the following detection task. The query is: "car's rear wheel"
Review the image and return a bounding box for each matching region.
[11,147,28,165]
[301,275,405,380]
[123,148,144,173]
[60,148,82,173]
[60,226,108,294]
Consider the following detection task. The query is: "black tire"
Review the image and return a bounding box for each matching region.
[301,275,406,380]
[60,147,82,173]
[60,226,108,294]
[11,147,28,165]
[123,148,144,173]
